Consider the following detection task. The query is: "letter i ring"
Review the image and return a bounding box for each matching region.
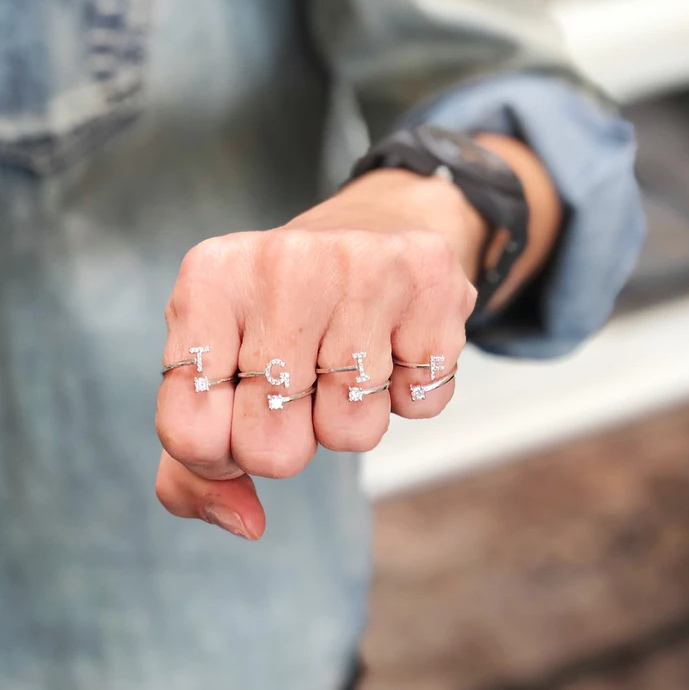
[317,352,390,403]
[408,367,457,402]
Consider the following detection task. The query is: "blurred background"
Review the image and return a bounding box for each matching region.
[359,1,689,688]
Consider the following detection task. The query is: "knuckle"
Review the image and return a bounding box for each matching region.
[156,413,228,472]
[233,439,317,479]
[336,229,378,261]
[395,389,454,420]
[413,231,456,276]
[331,234,361,282]
[170,238,228,317]
[464,278,479,317]
[377,232,408,269]
[316,418,387,454]
[163,296,179,326]
[259,231,321,294]
[179,237,225,281]
[260,230,312,271]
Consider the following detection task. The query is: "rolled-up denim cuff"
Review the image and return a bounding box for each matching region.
[399,74,646,360]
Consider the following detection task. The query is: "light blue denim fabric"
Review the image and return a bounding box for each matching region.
[407,75,647,359]
[0,3,644,690]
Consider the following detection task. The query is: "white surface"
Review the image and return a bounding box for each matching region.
[363,297,689,497]
[551,0,689,102]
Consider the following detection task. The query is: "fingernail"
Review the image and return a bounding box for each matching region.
[203,505,251,539]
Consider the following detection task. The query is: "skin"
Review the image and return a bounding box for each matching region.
[155,133,562,540]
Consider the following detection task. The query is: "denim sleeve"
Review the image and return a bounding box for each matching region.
[400,74,647,360]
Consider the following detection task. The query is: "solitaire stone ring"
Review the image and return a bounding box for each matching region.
[317,352,390,403]
[347,379,391,403]
[239,358,316,410]
[409,366,458,402]
[162,345,238,393]
[193,375,239,393]
[267,385,317,411]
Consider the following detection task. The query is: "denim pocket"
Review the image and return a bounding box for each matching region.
[0,0,151,175]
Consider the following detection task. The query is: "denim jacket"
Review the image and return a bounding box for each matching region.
[0,2,645,690]
[1,0,580,173]
[0,0,645,354]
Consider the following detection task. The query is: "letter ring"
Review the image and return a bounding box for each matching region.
[317,352,390,403]
[238,358,291,388]
[238,358,317,410]
[393,355,446,380]
[162,346,211,375]
[394,354,457,401]
[267,385,317,411]
[408,366,458,402]
[193,375,239,393]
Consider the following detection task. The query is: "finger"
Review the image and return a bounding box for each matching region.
[230,232,333,478]
[313,251,399,452]
[390,235,476,419]
[156,237,244,480]
[155,450,266,539]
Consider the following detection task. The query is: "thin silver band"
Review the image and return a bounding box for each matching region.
[410,366,457,402]
[348,379,391,402]
[277,385,316,404]
[393,359,431,371]
[238,358,291,388]
[268,384,316,410]
[207,376,239,387]
[163,346,211,375]
[194,375,239,393]
[162,359,196,374]
[315,365,358,375]
[237,371,265,379]
[359,380,391,396]
[395,355,447,382]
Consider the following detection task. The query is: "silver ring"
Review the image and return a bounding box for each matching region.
[348,380,391,403]
[393,355,447,381]
[317,352,372,384]
[162,346,211,375]
[194,375,239,393]
[268,385,316,410]
[238,358,291,388]
[410,366,457,402]
[316,365,358,375]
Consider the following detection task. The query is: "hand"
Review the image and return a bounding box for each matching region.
[154,137,561,539]
[154,169,483,539]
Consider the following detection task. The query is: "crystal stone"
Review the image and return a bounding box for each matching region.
[194,377,211,393]
[348,387,365,403]
[410,385,426,402]
[268,395,285,411]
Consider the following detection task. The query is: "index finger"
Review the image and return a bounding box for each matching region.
[156,238,243,481]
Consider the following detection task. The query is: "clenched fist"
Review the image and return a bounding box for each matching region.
[155,137,559,540]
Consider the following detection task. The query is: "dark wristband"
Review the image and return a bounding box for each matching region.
[349,126,530,312]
